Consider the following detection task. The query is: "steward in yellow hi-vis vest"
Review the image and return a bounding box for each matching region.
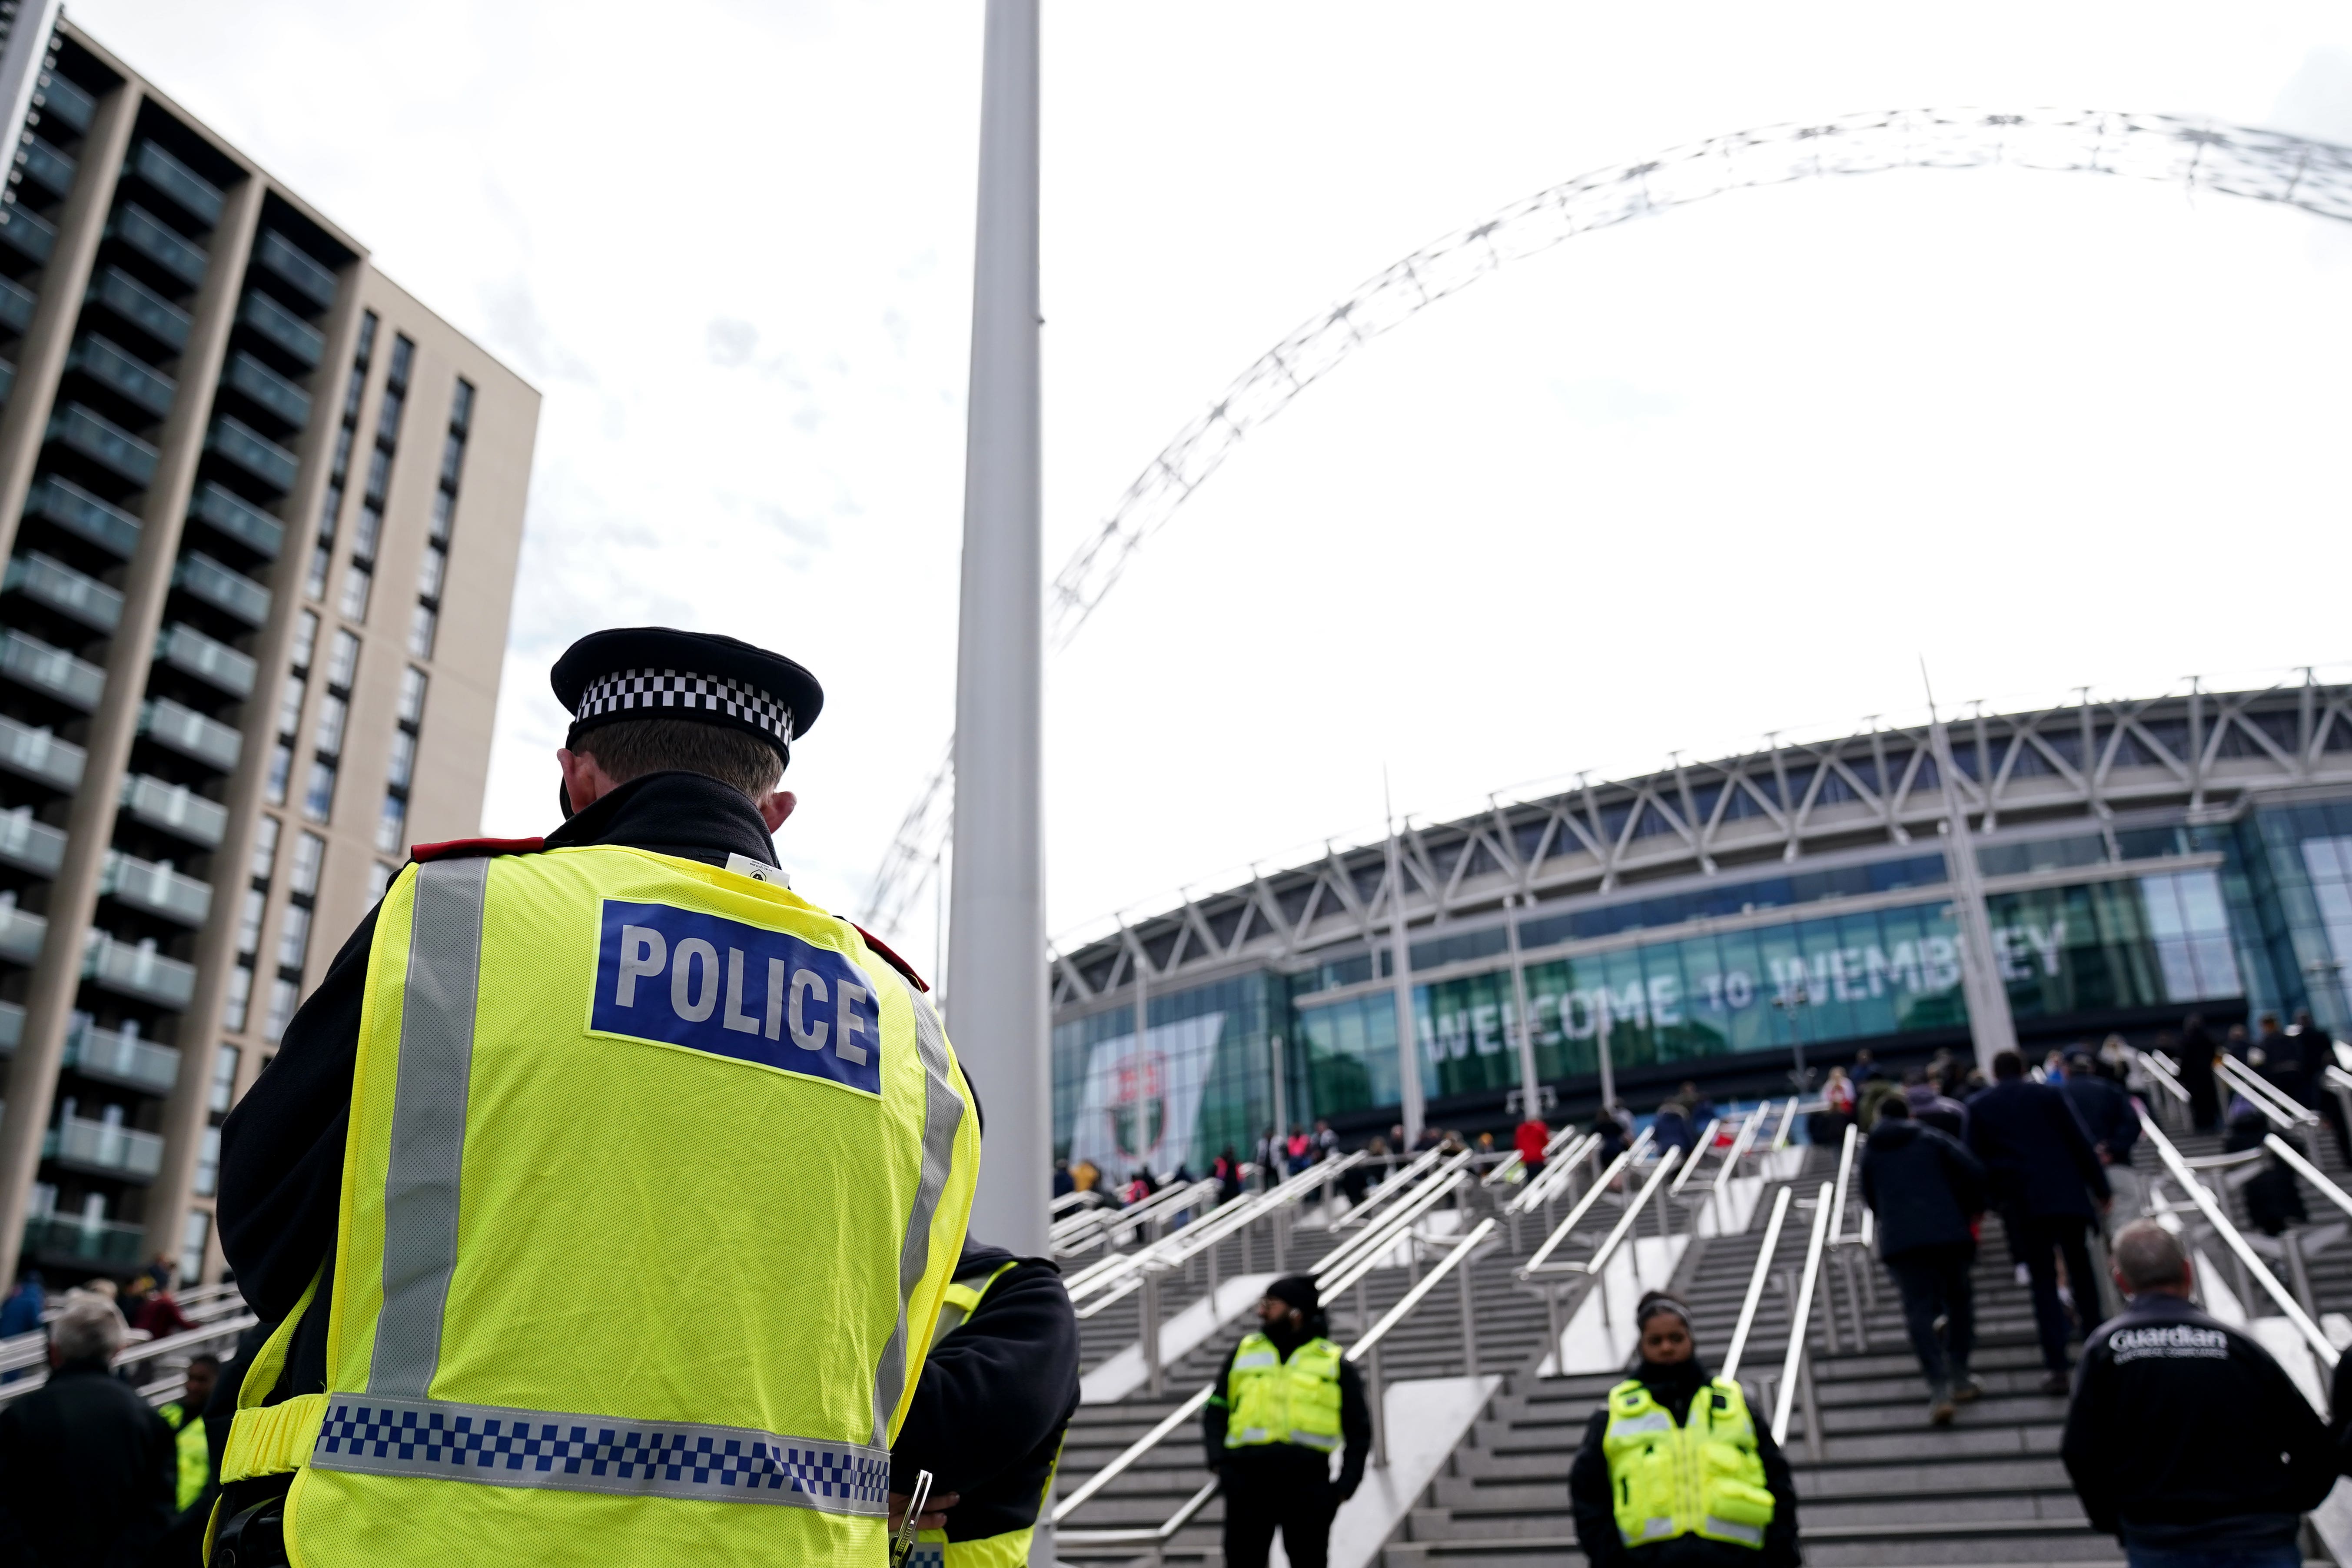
[210,628,980,1568]
[1567,1291,1799,1568]
[893,1238,1081,1568]
[1202,1276,1369,1568]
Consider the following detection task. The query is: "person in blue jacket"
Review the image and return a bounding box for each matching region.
[1967,1050,2110,1392]
[1860,1097,1988,1424]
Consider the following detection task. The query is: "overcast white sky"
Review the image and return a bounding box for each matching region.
[69,1,2352,965]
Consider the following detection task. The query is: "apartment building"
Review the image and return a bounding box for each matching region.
[0,11,536,1288]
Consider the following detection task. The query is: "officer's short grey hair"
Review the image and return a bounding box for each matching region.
[50,1292,126,1362]
[2112,1219,2190,1292]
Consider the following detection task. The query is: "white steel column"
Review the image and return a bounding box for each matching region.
[1385,810,1425,1143]
[1505,895,1542,1122]
[946,0,1047,1266]
[1927,715,2019,1071]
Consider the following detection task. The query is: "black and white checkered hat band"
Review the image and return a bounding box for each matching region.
[574,669,795,746]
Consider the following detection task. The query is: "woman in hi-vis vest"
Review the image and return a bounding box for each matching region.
[1568,1291,1802,1568]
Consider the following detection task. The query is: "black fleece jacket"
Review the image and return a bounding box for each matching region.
[1567,1359,1801,1568]
[890,1239,1081,1541]
[216,772,783,1406]
[1202,1317,1372,1499]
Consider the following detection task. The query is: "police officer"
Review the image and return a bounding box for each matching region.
[1203,1275,1370,1568]
[2063,1221,2335,1568]
[1568,1291,1799,1568]
[890,1235,1081,1567]
[213,627,981,1565]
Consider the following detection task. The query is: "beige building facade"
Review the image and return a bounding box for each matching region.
[0,14,536,1289]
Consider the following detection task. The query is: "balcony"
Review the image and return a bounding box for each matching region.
[0,900,47,965]
[238,290,322,369]
[0,715,84,792]
[48,402,159,488]
[172,551,269,628]
[0,1000,20,1052]
[221,350,310,430]
[100,850,211,928]
[139,697,240,771]
[63,1014,182,1095]
[44,1112,166,1180]
[27,476,140,560]
[87,267,191,354]
[119,774,226,848]
[0,806,65,877]
[0,203,56,266]
[108,204,207,289]
[23,1213,146,1265]
[15,138,74,200]
[31,73,94,137]
[83,929,196,1009]
[128,140,223,229]
[0,631,104,711]
[66,332,178,421]
[204,415,298,494]
[4,552,123,633]
[187,481,282,560]
[155,621,255,698]
[254,229,336,311]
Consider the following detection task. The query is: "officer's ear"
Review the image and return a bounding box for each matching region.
[757,790,797,834]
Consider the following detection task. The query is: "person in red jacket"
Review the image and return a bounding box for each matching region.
[1514,1116,1551,1179]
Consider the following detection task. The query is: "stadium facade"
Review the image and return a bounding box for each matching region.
[1049,679,2352,1178]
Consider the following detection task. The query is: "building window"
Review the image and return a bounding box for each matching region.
[407,602,437,660]
[290,833,325,898]
[375,793,406,855]
[290,610,320,673]
[236,888,265,957]
[302,761,337,824]
[265,744,292,807]
[179,1209,212,1285]
[223,963,253,1033]
[209,1045,239,1115]
[406,375,473,666]
[326,630,360,691]
[397,667,427,726]
[275,904,312,975]
[275,674,306,737]
[367,861,397,901]
[386,728,416,791]
[311,313,378,604]
[337,563,372,622]
[314,694,348,759]
[250,814,281,881]
[193,1127,221,1198]
[264,979,299,1043]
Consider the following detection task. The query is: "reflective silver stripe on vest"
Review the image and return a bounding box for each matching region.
[1230,1351,1279,1370]
[1704,1517,1764,1546]
[870,987,967,1447]
[1289,1428,1342,1452]
[311,1394,888,1515]
[1608,1411,1674,1436]
[1641,1517,1677,1538]
[370,857,491,1398]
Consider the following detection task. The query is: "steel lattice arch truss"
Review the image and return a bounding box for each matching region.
[1051,679,2352,1008]
[862,108,2352,935]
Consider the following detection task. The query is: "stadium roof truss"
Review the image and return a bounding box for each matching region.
[1050,679,2352,1009]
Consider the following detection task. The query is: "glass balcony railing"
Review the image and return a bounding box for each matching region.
[0,276,34,337]
[254,229,336,311]
[44,1113,165,1180]
[32,73,94,137]
[4,551,123,632]
[238,290,322,368]
[66,332,176,419]
[155,621,255,698]
[0,901,47,965]
[0,203,55,266]
[108,203,207,289]
[0,1000,21,1053]
[100,850,211,927]
[138,697,240,772]
[0,631,103,711]
[171,551,269,627]
[0,806,65,877]
[0,714,84,791]
[63,1014,181,1095]
[87,267,191,354]
[119,774,226,848]
[204,415,298,494]
[82,929,196,1009]
[23,1213,146,1265]
[27,476,140,560]
[16,138,75,200]
[48,402,159,487]
[187,481,282,560]
[220,350,309,429]
[129,140,223,229]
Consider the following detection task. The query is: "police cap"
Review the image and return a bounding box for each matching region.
[551,626,824,769]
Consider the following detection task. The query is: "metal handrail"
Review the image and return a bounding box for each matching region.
[1720,1186,1794,1382]
[1523,1146,1682,1281]
[1826,1122,1860,1245]
[1056,1477,1221,1546]
[1518,1138,1652,1272]
[1061,1178,1232,1296]
[1484,1122,1585,1186]
[2133,1048,2192,1104]
[1345,1216,1497,1362]
[1315,1168,1474,1299]
[1068,1156,1372,1316]
[1770,1096,1802,1150]
[1668,1120,1723,1195]
[1335,1145,1446,1229]
[1770,1183,1834,1445]
[1711,1106,1770,1199]
[2139,1110,2337,1369]
[2218,1055,2318,1128]
[0,1310,258,1408]
[1508,1132,1605,1213]
[2264,1133,2352,1222]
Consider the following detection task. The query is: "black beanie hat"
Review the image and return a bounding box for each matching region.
[1265,1275,1320,1316]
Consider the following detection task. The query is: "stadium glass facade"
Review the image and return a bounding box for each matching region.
[1048,686,2352,1178]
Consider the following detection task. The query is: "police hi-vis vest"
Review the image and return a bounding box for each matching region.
[217,843,980,1567]
[1222,1332,1343,1453]
[909,1261,1066,1568]
[1600,1377,1775,1551]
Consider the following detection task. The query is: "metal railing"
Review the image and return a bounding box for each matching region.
[1720,1186,1794,1382]
[1770,1183,1835,1459]
[1482,1121,1586,1187]
[1517,1137,1655,1274]
[1069,1154,1370,1322]
[2216,1054,2319,1129]
[1333,1144,1446,1229]
[1506,1132,1605,1215]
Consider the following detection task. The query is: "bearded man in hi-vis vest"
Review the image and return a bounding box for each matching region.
[211,627,980,1567]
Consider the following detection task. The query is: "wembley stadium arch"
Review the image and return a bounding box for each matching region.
[1046,676,2352,1179]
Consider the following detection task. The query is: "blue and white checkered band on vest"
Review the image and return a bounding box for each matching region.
[574,669,796,746]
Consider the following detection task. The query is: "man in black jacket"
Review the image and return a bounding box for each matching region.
[1860,1098,1988,1424]
[1967,1050,2110,1392]
[1203,1277,1372,1568]
[890,1237,1080,1565]
[2063,1221,2335,1568]
[0,1293,176,1566]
